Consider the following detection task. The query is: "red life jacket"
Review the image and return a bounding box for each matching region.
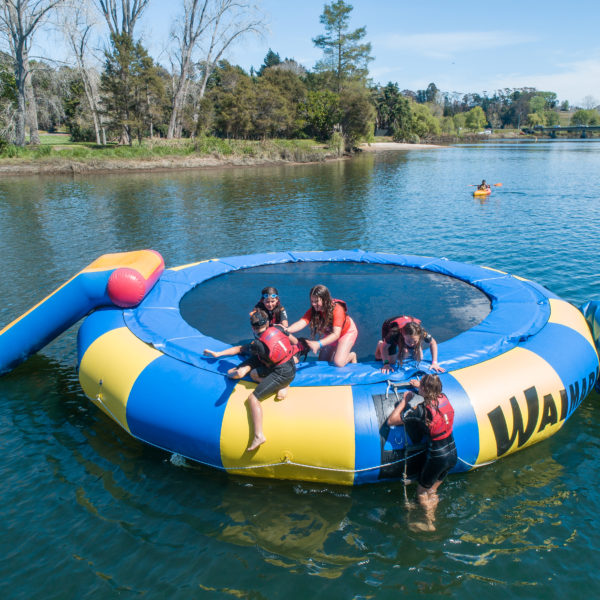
[427,393,454,441]
[258,326,296,365]
[309,298,349,335]
[381,315,421,341]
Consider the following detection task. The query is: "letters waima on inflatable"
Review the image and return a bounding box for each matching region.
[1,250,599,486]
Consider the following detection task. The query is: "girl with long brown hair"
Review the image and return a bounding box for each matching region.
[286,284,358,367]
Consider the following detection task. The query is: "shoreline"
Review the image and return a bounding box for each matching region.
[0,141,444,178]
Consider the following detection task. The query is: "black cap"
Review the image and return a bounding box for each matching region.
[250,312,268,328]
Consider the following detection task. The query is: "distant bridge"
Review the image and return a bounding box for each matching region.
[522,125,600,137]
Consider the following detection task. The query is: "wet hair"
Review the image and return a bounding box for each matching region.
[261,286,279,298]
[418,374,443,427]
[254,286,285,324]
[398,321,426,365]
[250,309,269,329]
[308,284,334,337]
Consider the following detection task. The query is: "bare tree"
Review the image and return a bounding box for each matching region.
[59,1,106,144]
[168,0,263,138]
[95,0,150,37]
[0,0,66,146]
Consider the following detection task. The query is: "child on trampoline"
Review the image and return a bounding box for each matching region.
[286,284,357,367]
[250,286,288,327]
[375,316,443,373]
[203,310,298,451]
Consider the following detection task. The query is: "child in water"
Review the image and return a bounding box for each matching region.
[250,286,288,327]
[203,310,298,452]
[387,373,457,531]
[375,316,444,373]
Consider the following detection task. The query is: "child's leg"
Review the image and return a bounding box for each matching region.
[227,364,252,379]
[246,392,265,451]
[375,340,385,360]
[332,322,358,367]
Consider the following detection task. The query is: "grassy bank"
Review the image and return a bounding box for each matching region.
[0,136,341,176]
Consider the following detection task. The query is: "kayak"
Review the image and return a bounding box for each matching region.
[473,188,491,197]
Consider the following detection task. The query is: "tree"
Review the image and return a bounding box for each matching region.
[0,0,67,145]
[166,0,262,139]
[257,48,281,75]
[465,105,486,130]
[59,2,106,144]
[100,32,164,144]
[338,81,374,149]
[95,0,150,37]
[303,88,340,140]
[571,109,599,126]
[312,0,372,91]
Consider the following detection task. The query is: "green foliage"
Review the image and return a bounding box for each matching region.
[527,112,544,127]
[571,109,599,126]
[257,49,282,76]
[313,0,373,90]
[544,110,560,127]
[303,89,341,140]
[100,33,166,144]
[410,103,440,137]
[465,106,487,130]
[338,82,375,148]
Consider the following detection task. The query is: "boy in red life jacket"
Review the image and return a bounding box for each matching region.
[386,374,457,531]
[203,310,299,452]
[375,316,443,374]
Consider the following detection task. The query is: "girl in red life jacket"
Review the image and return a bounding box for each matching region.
[203,309,298,452]
[286,284,358,367]
[386,374,457,531]
[375,317,444,374]
[250,286,288,327]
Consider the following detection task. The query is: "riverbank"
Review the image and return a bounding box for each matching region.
[0,136,445,177]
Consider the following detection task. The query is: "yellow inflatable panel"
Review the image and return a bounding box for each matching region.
[79,327,162,432]
[220,381,356,485]
[548,298,597,349]
[452,347,565,464]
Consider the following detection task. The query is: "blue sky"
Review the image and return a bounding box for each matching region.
[39,0,600,107]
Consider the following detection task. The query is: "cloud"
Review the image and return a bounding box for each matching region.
[379,31,536,59]
[494,55,600,105]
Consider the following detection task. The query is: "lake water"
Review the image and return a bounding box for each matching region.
[1,140,599,598]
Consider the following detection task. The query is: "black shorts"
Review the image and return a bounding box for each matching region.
[418,437,457,489]
[240,356,296,400]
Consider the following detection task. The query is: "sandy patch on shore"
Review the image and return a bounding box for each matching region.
[358,142,445,151]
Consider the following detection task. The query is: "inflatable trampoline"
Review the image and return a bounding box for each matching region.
[1,249,599,486]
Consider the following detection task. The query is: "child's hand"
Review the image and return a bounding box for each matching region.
[380,361,394,373]
[408,378,420,388]
[306,340,321,354]
[430,362,445,372]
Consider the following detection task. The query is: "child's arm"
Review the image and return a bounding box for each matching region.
[428,338,445,372]
[203,345,243,359]
[380,342,396,373]
[387,391,412,426]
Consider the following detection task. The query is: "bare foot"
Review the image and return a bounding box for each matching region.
[246,434,266,452]
[349,352,357,364]
[409,521,436,532]
[276,387,289,400]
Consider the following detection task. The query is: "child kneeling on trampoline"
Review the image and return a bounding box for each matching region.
[204,309,300,452]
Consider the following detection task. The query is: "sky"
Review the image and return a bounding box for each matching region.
[37,0,600,107]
